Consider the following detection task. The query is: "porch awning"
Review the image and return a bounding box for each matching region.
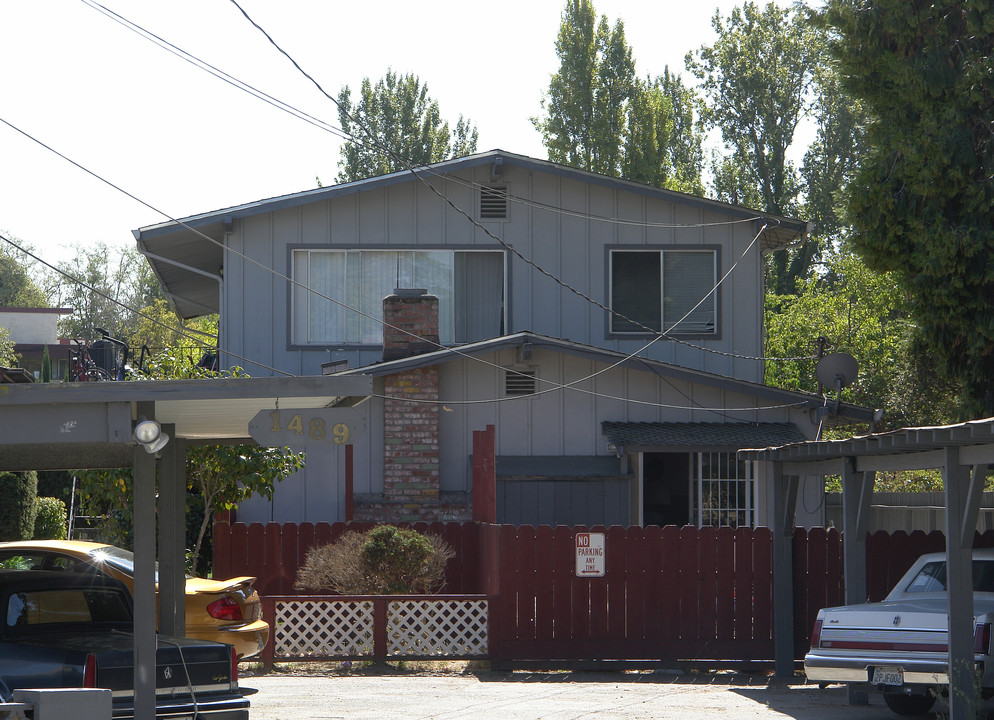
[602,421,806,452]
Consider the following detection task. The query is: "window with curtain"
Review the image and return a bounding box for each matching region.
[292,249,505,346]
[609,249,717,335]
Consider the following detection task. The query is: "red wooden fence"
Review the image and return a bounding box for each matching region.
[213,522,994,665]
[213,521,481,596]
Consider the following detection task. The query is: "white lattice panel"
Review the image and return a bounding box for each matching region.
[274,600,374,657]
[386,600,488,657]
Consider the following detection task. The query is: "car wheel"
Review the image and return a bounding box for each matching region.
[883,690,937,716]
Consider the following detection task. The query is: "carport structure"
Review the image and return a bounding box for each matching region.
[742,417,994,720]
[0,374,370,720]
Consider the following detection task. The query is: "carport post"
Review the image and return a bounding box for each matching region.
[132,405,157,720]
[772,461,798,677]
[841,459,872,705]
[158,426,185,638]
[944,448,983,720]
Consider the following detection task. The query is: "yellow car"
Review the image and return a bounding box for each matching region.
[0,540,269,659]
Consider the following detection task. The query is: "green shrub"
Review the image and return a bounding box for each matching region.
[33,497,67,540]
[0,471,38,541]
[296,525,454,594]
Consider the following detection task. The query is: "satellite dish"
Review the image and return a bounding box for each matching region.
[816,352,859,390]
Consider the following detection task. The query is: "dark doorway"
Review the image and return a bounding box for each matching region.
[643,452,691,527]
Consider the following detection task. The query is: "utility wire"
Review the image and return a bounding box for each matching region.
[0,233,295,378]
[80,0,770,234]
[80,0,816,363]
[228,0,815,363]
[0,118,816,413]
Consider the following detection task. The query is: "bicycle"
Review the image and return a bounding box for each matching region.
[67,329,130,381]
[68,338,111,381]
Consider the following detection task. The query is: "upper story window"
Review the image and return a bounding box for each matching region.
[609,249,717,335]
[292,249,505,346]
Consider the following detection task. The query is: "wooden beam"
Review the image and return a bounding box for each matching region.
[841,460,872,706]
[772,461,798,678]
[944,447,974,720]
[132,402,157,720]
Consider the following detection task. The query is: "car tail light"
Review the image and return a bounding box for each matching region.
[810,618,823,649]
[83,654,97,688]
[230,645,238,685]
[207,596,244,621]
[975,623,991,654]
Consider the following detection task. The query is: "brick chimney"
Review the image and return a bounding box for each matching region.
[382,289,440,361]
[380,289,441,513]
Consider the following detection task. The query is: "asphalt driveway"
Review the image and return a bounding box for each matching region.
[240,667,952,719]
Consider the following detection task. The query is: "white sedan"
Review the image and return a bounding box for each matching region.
[805,549,994,716]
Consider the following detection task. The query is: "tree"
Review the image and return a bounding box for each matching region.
[0,241,47,307]
[0,326,15,367]
[765,247,958,430]
[336,70,478,182]
[822,0,994,418]
[47,242,165,347]
[687,2,818,293]
[0,471,38,542]
[534,0,703,190]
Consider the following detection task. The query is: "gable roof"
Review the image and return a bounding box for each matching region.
[133,150,811,319]
[333,330,875,424]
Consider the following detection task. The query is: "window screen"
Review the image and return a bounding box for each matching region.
[610,249,716,335]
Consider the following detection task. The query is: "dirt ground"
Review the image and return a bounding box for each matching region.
[239,663,952,719]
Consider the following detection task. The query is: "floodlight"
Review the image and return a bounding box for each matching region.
[134,419,170,454]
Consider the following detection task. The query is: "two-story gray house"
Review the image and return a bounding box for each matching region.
[135,150,872,529]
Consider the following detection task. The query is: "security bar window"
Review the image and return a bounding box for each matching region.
[692,451,755,528]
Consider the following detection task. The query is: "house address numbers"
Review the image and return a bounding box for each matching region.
[248,408,365,449]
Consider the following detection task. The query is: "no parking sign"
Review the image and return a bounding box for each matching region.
[575,532,605,577]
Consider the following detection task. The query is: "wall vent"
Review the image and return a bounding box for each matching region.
[480,186,508,219]
[505,367,536,396]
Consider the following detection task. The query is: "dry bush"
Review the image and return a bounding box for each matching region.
[295,526,455,595]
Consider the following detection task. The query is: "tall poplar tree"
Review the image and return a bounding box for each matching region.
[822,0,994,418]
[534,0,702,191]
[336,70,478,183]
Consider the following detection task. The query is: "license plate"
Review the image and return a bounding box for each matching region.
[872,666,904,686]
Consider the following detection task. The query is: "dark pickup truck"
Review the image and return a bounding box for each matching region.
[0,569,249,719]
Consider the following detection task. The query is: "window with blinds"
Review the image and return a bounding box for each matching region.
[609,249,717,335]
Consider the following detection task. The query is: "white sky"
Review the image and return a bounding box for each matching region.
[0,0,796,271]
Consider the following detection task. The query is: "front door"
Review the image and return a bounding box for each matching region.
[642,452,690,527]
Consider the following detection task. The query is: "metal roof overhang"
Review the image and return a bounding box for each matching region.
[338,331,876,424]
[0,375,372,471]
[740,417,994,475]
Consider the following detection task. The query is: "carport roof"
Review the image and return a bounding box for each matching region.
[0,374,371,471]
[739,416,994,472]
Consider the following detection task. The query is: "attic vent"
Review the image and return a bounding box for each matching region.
[505,367,536,396]
[480,186,508,219]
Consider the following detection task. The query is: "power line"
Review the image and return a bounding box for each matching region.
[0,117,819,412]
[227,0,815,363]
[78,0,816,363]
[0,233,296,378]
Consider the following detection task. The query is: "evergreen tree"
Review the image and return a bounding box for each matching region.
[822,0,994,418]
[336,70,478,182]
[534,0,703,191]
